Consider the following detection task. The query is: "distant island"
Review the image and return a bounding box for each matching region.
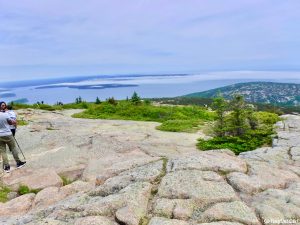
[35,83,138,90]
[0,92,16,98]
[185,82,300,106]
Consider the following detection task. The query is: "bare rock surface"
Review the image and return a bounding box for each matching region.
[0,194,35,217]
[74,216,119,225]
[198,201,260,225]
[2,168,63,190]
[1,110,300,225]
[167,151,247,173]
[157,170,237,210]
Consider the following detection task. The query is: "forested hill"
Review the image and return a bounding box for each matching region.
[185,82,300,106]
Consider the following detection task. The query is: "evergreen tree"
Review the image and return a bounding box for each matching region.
[95,97,101,104]
[131,91,141,105]
[246,105,258,130]
[75,96,82,104]
[228,95,249,136]
[107,97,117,105]
[212,96,228,137]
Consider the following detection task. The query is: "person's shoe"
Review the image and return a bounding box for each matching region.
[16,161,26,169]
[3,164,10,173]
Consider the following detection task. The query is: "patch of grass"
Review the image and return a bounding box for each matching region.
[0,185,11,203]
[73,101,215,133]
[60,175,73,186]
[139,216,150,225]
[11,102,92,111]
[157,119,203,132]
[18,185,41,195]
[17,119,28,126]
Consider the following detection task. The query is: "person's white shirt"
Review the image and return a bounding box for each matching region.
[0,112,13,136]
[7,110,17,130]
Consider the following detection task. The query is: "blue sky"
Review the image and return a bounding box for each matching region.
[0,0,300,81]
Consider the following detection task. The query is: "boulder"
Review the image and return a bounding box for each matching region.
[82,182,152,225]
[0,193,35,217]
[148,217,189,225]
[158,170,238,209]
[2,168,63,190]
[153,198,196,220]
[32,187,64,210]
[252,183,300,221]
[199,201,260,225]
[199,222,244,225]
[32,181,94,210]
[227,161,299,194]
[167,151,247,173]
[74,216,118,225]
[60,180,94,196]
[82,149,160,182]
[6,192,18,201]
[91,160,163,196]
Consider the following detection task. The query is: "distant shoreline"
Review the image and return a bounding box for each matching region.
[35,83,139,90]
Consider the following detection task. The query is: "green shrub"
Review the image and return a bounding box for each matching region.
[73,101,214,133]
[17,185,40,195]
[17,119,28,126]
[60,175,73,186]
[157,120,202,132]
[254,111,280,125]
[197,132,272,155]
[0,186,11,203]
[18,185,30,195]
[197,110,278,154]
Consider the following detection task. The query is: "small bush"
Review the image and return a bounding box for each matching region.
[254,111,280,125]
[18,185,30,195]
[17,185,40,195]
[197,110,279,154]
[60,175,73,186]
[197,133,271,155]
[157,120,202,132]
[0,186,11,203]
[17,119,28,126]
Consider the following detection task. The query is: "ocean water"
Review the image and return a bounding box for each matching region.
[0,73,299,104]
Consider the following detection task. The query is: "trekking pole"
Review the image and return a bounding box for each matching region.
[12,135,26,161]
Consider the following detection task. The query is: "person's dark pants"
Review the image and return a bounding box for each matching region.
[11,129,16,137]
[0,135,21,166]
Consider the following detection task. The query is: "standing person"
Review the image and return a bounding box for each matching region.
[6,105,17,136]
[0,103,26,173]
[0,102,6,112]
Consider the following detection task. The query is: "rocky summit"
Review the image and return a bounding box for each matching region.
[0,109,300,225]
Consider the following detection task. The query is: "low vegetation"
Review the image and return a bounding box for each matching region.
[10,92,280,154]
[59,175,73,186]
[10,101,89,111]
[197,95,280,154]
[73,100,215,132]
[0,185,11,203]
[17,185,41,195]
[17,119,28,126]
[0,184,41,203]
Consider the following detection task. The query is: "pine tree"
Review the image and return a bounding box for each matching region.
[75,96,82,104]
[107,97,117,105]
[228,95,249,136]
[212,96,228,137]
[95,97,101,104]
[131,91,141,105]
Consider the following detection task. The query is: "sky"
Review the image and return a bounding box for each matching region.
[0,0,300,81]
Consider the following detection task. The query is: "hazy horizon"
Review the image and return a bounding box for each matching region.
[1,70,300,83]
